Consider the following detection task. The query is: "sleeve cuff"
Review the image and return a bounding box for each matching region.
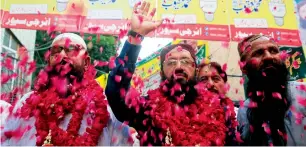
[118,41,141,64]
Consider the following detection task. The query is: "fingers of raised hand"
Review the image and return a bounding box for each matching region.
[147,7,156,20]
[143,2,150,16]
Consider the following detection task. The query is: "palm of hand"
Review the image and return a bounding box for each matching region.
[130,1,162,36]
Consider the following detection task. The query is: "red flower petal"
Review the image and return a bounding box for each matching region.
[3,57,14,70]
[115,75,122,83]
[297,95,306,107]
[239,77,245,85]
[272,92,282,99]
[235,132,244,143]
[222,63,227,71]
[221,41,230,48]
[108,56,116,69]
[279,50,289,60]
[244,7,252,13]
[99,47,104,53]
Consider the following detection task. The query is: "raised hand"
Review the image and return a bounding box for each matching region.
[131,1,163,36]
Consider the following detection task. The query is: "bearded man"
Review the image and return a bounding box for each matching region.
[105,1,236,146]
[1,33,134,146]
[237,35,306,146]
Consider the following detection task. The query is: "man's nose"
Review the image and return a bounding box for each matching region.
[175,61,182,68]
[60,49,68,57]
[206,78,214,88]
[263,50,272,59]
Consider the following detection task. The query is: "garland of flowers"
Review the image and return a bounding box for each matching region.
[20,72,109,146]
[146,88,230,146]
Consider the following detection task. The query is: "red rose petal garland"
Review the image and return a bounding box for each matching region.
[19,77,109,146]
[146,88,228,146]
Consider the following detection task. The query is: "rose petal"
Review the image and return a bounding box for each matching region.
[222,63,227,71]
[115,75,122,83]
[272,92,282,99]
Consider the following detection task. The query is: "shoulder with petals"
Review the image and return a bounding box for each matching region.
[0,100,12,125]
[12,92,33,113]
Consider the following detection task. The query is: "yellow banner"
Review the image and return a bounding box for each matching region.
[2,0,298,29]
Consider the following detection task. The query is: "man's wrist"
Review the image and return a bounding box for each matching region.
[127,30,144,45]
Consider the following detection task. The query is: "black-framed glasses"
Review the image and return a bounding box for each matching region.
[163,59,195,67]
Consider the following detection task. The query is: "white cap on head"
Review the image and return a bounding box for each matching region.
[51,33,87,50]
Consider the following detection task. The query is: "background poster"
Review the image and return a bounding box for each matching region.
[295,0,306,46]
[279,46,306,81]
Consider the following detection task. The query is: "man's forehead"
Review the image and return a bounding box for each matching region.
[52,38,86,49]
[200,66,218,75]
[167,48,192,57]
[251,40,278,50]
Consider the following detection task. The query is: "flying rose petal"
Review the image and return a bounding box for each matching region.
[118,59,125,65]
[99,46,104,53]
[3,57,14,70]
[119,29,128,39]
[297,95,306,107]
[250,125,254,132]
[4,125,30,141]
[297,84,306,92]
[47,25,56,35]
[176,46,183,52]
[238,61,246,69]
[262,123,271,134]
[108,56,116,69]
[111,137,118,143]
[222,63,227,71]
[244,7,252,13]
[115,75,122,83]
[235,132,244,143]
[1,73,17,85]
[239,77,245,85]
[277,129,284,136]
[64,38,72,49]
[279,50,289,61]
[269,143,273,146]
[26,61,36,75]
[272,92,282,99]
[120,88,126,98]
[256,91,263,96]
[221,41,230,48]
[248,101,258,108]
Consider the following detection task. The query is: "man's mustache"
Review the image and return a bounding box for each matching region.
[207,86,219,94]
[172,69,188,79]
[259,58,281,70]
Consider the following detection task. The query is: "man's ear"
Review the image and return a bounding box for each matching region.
[85,56,91,67]
[196,68,199,76]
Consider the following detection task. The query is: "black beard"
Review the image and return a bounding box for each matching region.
[34,61,84,98]
[160,74,198,106]
[245,59,289,91]
[244,60,291,146]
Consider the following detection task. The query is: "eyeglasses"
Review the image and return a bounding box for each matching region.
[163,59,195,67]
[50,45,85,56]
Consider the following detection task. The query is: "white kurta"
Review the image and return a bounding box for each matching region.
[1,92,137,146]
[0,100,12,127]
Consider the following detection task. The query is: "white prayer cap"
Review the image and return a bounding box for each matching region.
[51,33,87,50]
